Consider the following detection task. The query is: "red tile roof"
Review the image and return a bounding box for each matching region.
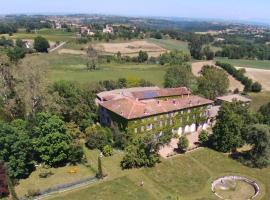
[100,95,213,120]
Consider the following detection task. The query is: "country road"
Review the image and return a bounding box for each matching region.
[49,42,67,53]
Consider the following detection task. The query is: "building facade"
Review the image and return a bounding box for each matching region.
[96,87,213,136]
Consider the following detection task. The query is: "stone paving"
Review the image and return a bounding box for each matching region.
[159,131,200,158]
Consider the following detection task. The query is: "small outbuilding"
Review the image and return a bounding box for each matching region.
[215,94,252,106]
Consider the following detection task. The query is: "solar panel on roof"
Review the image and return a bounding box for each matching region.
[143,91,159,99]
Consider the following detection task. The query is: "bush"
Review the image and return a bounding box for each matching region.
[69,144,84,164]
[178,136,189,153]
[198,130,209,145]
[251,82,262,92]
[102,145,113,157]
[26,188,40,197]
[34,36,50,52]
[85,125,113,150]
[38,170,54,178]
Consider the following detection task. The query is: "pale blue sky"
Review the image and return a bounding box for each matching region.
[1,0,270,21]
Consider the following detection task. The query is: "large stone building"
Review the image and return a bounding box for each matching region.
[96,87,213,136]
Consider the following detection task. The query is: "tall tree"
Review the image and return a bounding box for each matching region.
[164,64,195,89]
[32,112,79,167]
[244,124,270,168]
[137,50,148,63]
[212,103,244,152]
[0,121,34,179]
[34,36,50,53]
[198,65,229,99]
[259,102,270,125]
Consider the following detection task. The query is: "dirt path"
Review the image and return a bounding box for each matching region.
[49,42,67,53]
[192,61,244,91]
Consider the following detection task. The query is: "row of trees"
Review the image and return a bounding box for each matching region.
[216,61,262,92]
[216,44,270,60]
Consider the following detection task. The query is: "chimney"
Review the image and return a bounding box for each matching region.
[157,100,160,105]
[172,99,176,105]
[189,100,192,106]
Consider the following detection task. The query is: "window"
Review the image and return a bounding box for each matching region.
[170,119,173,125]
[134,128,138,133]
[160,121,163,127]
[147,124,152,131]
[141,126,145,132]
[160,115,163,119]
[166,114,169,118]
[154,116,157,121]
[164,120,168,126]
[188,109,191,113]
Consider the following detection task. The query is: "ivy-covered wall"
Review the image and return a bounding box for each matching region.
[102,104,210,134]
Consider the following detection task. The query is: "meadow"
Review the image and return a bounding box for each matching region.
[215,58,270,70]
[0,28,75,42]
[147,38,189,52]
[48,148,270,200]
[25,53,166,86]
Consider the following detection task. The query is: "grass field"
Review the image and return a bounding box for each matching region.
[147,38,189,53]
[249,91,270,111]
[215,58,270,70]
[24,53,166,86]
[0,28,75,42]
[48,148,270,200]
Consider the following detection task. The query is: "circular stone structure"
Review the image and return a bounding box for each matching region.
[211,176,260,200]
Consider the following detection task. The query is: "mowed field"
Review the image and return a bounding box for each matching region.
[93,40,167,57]
[191,61,244,91]
[48,148,270,200]
[238,68,270,91]
[216,58,270,91]
[147,38,190,52]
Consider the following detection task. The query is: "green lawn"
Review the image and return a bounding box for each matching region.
[249,91,270,111]
[15,163,96,198]
[147,38,189,53]
[48,148,270,200]
[215,58,270,70]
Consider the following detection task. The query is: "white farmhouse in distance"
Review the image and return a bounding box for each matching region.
[103,25,114,33]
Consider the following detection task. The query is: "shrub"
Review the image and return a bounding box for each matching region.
[199,130,209,145]
[85,125,113,150]
[38,170,54,178]
[102,145,113,157]
[69,144,84,164]
[178,136,189,153]
[251,82,262,92]
[26,188,40,197]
